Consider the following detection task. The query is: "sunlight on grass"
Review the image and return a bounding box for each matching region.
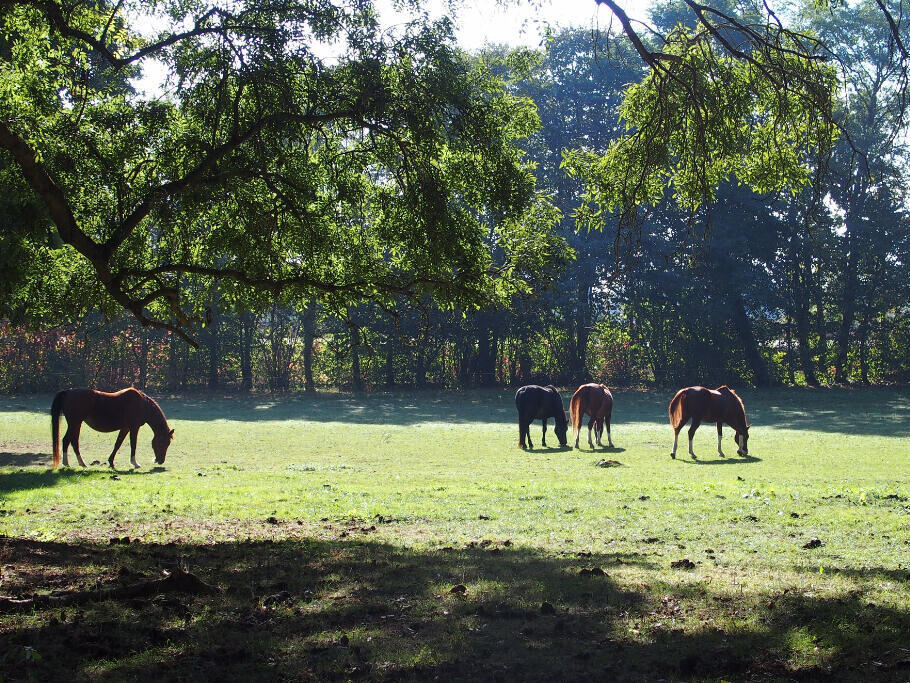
[2,387,909,679]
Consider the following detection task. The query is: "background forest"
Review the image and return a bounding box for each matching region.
[2,2,909,394]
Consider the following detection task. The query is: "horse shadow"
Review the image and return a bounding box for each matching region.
[682,453,762,465]
[577,446,626,454]
[524,445,574,453]
[0,464,167,496]
[0,452,48,468]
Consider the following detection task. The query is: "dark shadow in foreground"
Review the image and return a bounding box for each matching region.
[1,534,907,681]
[0,466,165,496]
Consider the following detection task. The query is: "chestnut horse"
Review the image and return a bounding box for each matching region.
[669,385,749,459]
[570,383,614,449]
[51,387,174,468]
[515,385,568,449]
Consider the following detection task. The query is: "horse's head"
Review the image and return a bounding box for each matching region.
[735,426,749,456]
[152,428,175,464]
[556,411,569,447]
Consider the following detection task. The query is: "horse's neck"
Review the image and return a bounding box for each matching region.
[145,400,169,434]
[726,404,746,431]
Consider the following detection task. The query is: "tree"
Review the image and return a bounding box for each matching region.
[0,0,561,344]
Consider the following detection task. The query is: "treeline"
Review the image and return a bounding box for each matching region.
[2,10,910,394]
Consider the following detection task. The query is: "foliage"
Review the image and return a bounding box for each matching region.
[0,0,565,343]
[567,23,836,229]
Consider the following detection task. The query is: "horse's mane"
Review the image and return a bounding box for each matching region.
[717,385,746,414]
[142,390,170,431]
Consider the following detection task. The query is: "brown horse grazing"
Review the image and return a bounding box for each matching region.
[51,388,174,469]
[570,383,614,449]
[669,385,749,459]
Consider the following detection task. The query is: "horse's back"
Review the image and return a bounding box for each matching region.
[676,386,729,423]
[61,387,147,432]
[573,383,612,417]
[516,384,562,419]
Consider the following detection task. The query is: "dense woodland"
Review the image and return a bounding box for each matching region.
[1,1,909,393]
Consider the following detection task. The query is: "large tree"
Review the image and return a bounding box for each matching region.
[0,0,562,344]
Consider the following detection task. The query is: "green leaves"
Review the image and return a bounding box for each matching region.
[0,0,564,342]
[565,8,839,231]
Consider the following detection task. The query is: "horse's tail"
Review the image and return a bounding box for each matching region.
[669,389,686,431]
[51,390,67,468]
[570,388,583,437]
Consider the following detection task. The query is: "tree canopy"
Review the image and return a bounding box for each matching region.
[0,0,566,344]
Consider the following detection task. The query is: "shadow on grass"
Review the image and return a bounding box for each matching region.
[575,446,627,454]
[681,454,763,466]
[0,466,166,496]
[0,452,48,468]
[1,534,908,681]
[6,386,910,435]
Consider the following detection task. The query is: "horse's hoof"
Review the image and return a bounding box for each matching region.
[670,453,676,459]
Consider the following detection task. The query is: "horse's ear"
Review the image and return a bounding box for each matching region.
[169,428,175,439]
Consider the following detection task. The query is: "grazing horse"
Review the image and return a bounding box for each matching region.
[669,385,749,459]
[570,383,615,449]
[515,385,568,449]
[51,387,174,469]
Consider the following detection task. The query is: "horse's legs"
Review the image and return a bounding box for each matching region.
[519,419,533,449]
[586,416,595,448]
[716,423,725,458]
[605,418,614,448]
[61,429,71,467]
[108,429,128,467]
[688,420,701,458]
[541,418,547,448]
[671,423,684,459]
[128,426,140,468]
[64,422,87,467]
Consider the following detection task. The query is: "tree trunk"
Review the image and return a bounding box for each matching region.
[784,313,796,385]
[729,295,770,386]
[239,312,254,393]
[302,300,316,393]
[573,282,591,383]
[385,345,395,388]
[834,238,859,384]
[137,327,149,391]
[857,312,871,385]
[415,343,426,388]
[206,307,221,392]
[475,314,495,387]
[350,324,363,392]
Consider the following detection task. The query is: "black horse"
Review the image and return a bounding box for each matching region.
[515,385,568,449]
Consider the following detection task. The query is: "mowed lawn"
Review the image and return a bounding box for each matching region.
[1,387,909,681]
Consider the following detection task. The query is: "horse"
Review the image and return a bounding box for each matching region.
[51,387,174,469]
[570,383,614,449]
[668,385,749,459]
[515,384,568,449]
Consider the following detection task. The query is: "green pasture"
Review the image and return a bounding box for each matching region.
[1,388,909,681]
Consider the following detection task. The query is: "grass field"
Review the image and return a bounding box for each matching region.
[1,387,909,681]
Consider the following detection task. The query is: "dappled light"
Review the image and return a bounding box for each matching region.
[1,535,908,680]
